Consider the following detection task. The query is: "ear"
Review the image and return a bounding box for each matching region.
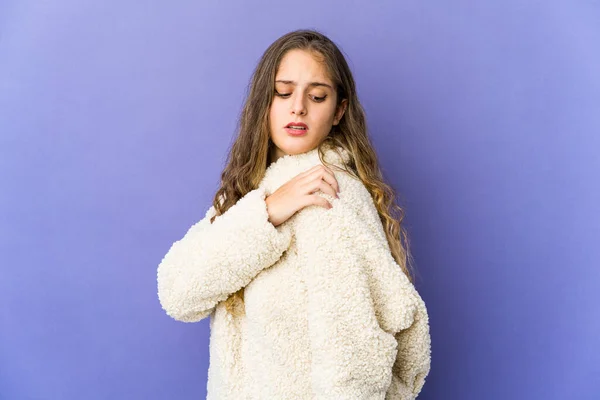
[332,99,348,126]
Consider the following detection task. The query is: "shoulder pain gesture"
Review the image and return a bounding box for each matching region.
[265,164,340,227]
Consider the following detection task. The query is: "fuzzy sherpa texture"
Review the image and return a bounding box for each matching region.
[157,144,431,399]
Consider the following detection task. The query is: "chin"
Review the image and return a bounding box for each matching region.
[275,138,318,155]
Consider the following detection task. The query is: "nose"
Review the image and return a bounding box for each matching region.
[290,93,307,116]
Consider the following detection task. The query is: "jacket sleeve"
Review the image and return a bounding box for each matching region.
[293,175,431,400]
[156,186,293,323]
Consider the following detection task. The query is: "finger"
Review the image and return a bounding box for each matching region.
[311,166,339,193]
[307,194,332,209]
[310,179,338,199]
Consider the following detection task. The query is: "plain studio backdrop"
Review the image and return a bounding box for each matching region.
[1,1,599,399]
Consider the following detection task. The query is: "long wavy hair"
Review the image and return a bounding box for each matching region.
[210,29,415,317]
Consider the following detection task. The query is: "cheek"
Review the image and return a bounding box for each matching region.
[268,104,278,128]
[314,105,337,126]
[269,101,284,122]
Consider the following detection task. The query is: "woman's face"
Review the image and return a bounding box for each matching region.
[268,49,347,162]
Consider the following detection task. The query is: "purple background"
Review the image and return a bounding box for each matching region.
[1,1,599,399]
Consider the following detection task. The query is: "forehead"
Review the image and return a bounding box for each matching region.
[275,49,332,84]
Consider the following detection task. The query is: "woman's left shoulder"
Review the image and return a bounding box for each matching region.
[334,169,372,202]
[294,167,382,236]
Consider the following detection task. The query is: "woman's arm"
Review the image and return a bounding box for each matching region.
[388,299,431,399]
[294,176,431,399]
[157,186,293,322]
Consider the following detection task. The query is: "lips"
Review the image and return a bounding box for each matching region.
[285,122,308,131]
[284,122,308,136]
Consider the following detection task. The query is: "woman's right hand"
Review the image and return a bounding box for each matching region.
[265,164,340,227]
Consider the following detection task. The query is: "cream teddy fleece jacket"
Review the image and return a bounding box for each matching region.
[157,144,431,399]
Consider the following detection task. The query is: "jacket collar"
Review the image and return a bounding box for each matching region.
[259,143,351,195]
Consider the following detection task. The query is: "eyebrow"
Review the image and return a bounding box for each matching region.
[275,80,333,89]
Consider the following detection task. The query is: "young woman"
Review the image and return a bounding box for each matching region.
[157,29,431,399]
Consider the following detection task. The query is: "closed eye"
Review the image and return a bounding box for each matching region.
[274,91,327,102]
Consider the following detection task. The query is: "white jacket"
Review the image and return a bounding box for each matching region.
[157,144,431,399]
